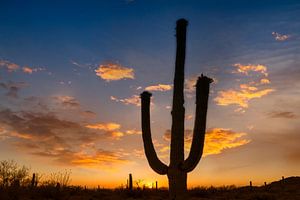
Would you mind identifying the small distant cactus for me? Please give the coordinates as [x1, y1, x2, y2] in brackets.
[129, 173, 133, 191]
[141, 19, 213, 199]
[31, 173, 36, 187]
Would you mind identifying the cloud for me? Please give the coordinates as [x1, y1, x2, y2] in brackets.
[110, 95, 141, 106]
[70, 149, 128, 167]
[215, 63, 274, 110]
[81, 110, 97, 118]
[272, 32, 290, 41]
[260, 78, 270, 84]
[0, 59, 45, 74]
[185, 114, 193, 120]
[0, 81, 28, 98]
[0, 109, 128, 168]
[163, 128, 250, 157]
[145, 84, 172, 91]
[85, 122, 120, 131]
[70, 60, 85, 68]
[215, 86, 274, 108]
[185, 76, 198, 93]
[233, 63, 268, 77]
[22, 66, 44, 74]
[126, 129, 142, 135]
[85, 122, 125, 139]
[0, 60, 20, 72]
[95, 63, 134, 81]
[53, 95, 80, 108]
[202, 128, 250, 156]
[267, 111, 297, 119]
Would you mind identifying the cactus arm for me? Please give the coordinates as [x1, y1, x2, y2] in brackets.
[141, 91, 168, 175]
[182, 75, 213, 173]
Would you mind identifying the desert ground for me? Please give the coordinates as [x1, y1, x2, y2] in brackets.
[0, 177, 299, 200]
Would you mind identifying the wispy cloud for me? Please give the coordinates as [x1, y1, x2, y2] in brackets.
[70, 149, 128, 167]
[267, 111, 298, 119]
[95, 63, 134, 81]
[233, 63, 268, 77]
[0, 109, 129, 168]
[185, 76, 198, 93]
[163, 128, 250, 157]
[86, 122, 124, 139]
[0, 60, 20, 72]
[215, 85, 274, 108]
[126, 129, 142, 135]
[22, 66, 44, 74]
[0, 81, 28, 98]
[272, 32, 290, 41]
[110, 95, 141, 106]
[0, 59, 45, 74]
[185, 114, 193, 120]
[260, 78, 270, 84]
[145, 84, 172, 91]
[85, 122, 120, 131]
[81, 110, 97, 118]
[215, 63, 274, 111]
[53, 95, 80, 109]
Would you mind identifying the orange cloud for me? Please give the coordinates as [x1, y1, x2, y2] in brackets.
[216, 64, 274, 110]
[203, 128, 250, 156]
[126, 129, 142, 135]
[185, 114, 193, 120]
[0, 60, 45, 74]
[214, 87, 274, 108]
[234, 63, 268, 77]
[85, 122, 125, 140]
[163, 128, 250, 157]
[22, 66, 44, 74]
[0, 60, 20, 72]
[0, 109, 129, 169]
[95, 63, 134, 81]
[85, 122, 120, 131]
[145, 84, 172, 91]
[110, 95, 141, 106]
[260, 78, 270, 84]
[111, 131, 124, 138]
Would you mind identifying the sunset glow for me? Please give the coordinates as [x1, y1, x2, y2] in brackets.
[0, 0, 299, 189]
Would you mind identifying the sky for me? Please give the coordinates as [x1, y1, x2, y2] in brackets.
[0, 0, 300, 188]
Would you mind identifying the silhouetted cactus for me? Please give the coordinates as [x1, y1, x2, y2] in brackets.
[140, 19, 213, 199]
[129, 173, 133, 191]
[31, 173, 36, 188]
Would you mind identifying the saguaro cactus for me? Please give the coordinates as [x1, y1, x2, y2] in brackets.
[140, 19, 213, 199]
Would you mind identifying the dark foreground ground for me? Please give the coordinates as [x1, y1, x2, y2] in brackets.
[1, 177, 299, 200]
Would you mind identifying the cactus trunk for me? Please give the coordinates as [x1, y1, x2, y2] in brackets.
[129, 173, 133, 191]
[141, 18, 213, 199]
[31, 173, 35, 188]
[168, 19, 188, 199]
